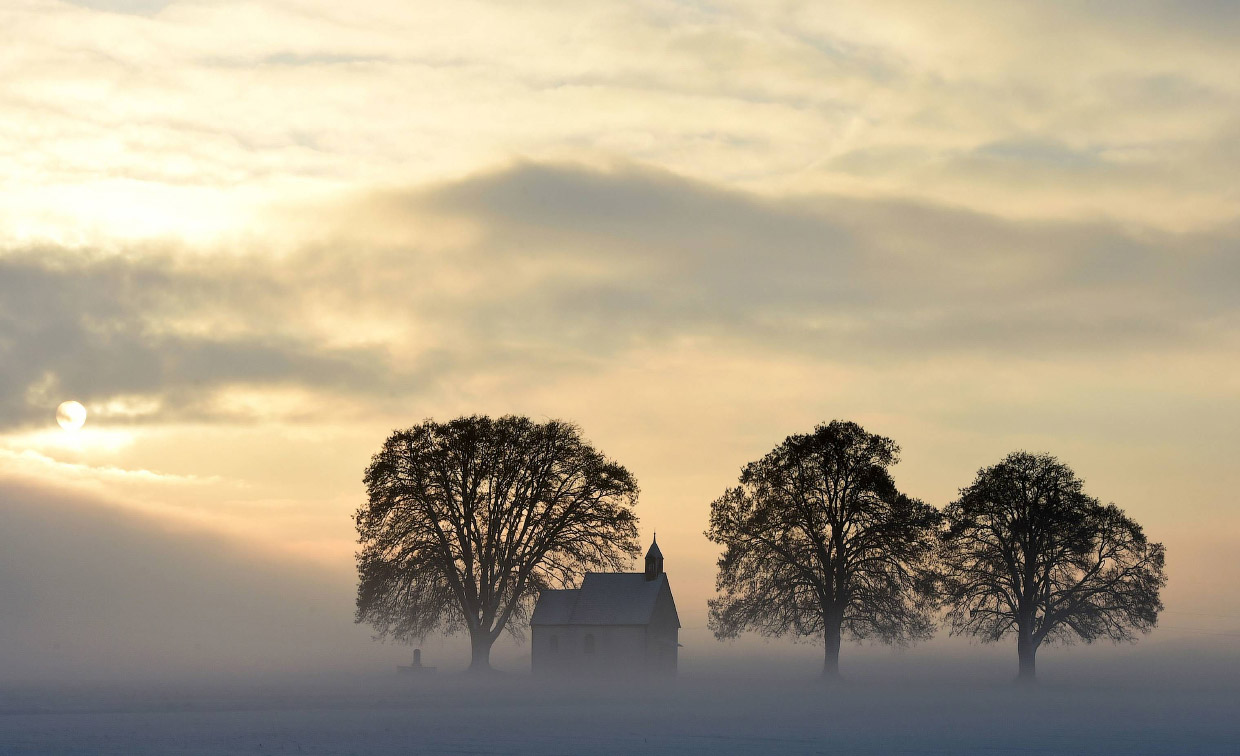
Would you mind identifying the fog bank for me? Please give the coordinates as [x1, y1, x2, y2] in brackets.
[2, 475, 1236, 688]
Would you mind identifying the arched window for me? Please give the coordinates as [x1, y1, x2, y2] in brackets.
[584, 633, 596, 654]
[549, 635, 559, 653]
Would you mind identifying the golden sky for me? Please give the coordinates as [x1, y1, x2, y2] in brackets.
[1, 0, 1238, 678]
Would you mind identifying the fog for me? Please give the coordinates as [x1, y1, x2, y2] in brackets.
[0, 477, 389, 683]
[2, 475, 1238, 753]
[4, 475, 1235, 687]
[2, 672, 1236, 754]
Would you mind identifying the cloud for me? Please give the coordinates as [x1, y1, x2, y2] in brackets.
[0, 248, 398, 428]
[392, 162, 1240, 358]
[2, 161, 1236, 432]
[0, 476, 389, 682]
[5, 0, 1240, 243]
[59, 0, 171, 16]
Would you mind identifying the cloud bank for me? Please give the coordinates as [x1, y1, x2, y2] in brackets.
[0, 477, 389, 682]
[3, 163, 1236, 431]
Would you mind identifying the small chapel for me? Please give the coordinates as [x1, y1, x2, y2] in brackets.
[530, 537, 681, 676]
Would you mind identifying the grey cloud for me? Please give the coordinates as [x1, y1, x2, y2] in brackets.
[0, 250, 397, 428]
[422, 162, 858, 282]
[1077, 0, 1240, 40]
[3, 162, 1237, 431]
[1098, 73, 1225, 111]
[198, 53, 398, 70]
[971, 139, 1102, 170]
[405, 163, 1239, 355]
[60, 0, 171, 17]
[0, 478, 383, 682]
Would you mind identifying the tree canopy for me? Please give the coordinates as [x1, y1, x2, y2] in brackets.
[706, 420, 941, 677]
[939, 451, 1166, 680]
[355, 415, 640, 670]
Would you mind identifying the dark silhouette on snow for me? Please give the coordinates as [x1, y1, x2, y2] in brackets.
[530, 536, 681, 676]
[706, 420, 940, 678]
[355, 415, 640, 672]
[938, 451, 1166, 681]
[397, 648, 436, 675]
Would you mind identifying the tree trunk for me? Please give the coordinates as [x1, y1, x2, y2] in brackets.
[468, 629, 494, 673]
[823, 618, 842, 679]
[1016, 622, 1036, 682]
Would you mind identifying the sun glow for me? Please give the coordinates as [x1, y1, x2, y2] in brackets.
[56, 400, 87, 431]
[13, 426, 135, 455]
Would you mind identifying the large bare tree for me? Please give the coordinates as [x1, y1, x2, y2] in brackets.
[939, 452, 1166, 681]
[355, 415, 640, 671]
[706, 421, 940, 678]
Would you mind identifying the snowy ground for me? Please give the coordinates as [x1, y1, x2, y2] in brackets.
[1, 674, 1236, 755]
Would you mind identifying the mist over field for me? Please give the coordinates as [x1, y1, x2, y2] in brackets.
[3, 474, 1238, 754]
[3, 475, 1235, 685]
[2, 675, 1238, 755]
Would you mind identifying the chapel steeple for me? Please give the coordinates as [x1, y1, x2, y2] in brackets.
[644, 534, 664, 581]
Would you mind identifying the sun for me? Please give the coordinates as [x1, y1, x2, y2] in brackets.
[56, 400, 87, 431]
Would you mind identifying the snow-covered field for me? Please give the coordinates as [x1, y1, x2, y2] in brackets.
[1, 674, 1235, 755]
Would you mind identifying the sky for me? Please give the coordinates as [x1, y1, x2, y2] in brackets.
[1, 0, 1238, 681]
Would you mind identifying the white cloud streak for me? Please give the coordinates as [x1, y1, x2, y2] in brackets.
[3, 0, 1239, 243]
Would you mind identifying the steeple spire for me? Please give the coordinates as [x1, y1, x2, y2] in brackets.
[644, 535, 664, 581]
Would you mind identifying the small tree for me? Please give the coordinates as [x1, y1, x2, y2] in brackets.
[355, 415, 640, 671]
[706, 421, 940, 678]
[939, 452, 1166, 681]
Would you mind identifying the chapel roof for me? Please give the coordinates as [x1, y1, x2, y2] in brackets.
[530, 572, 679, 627]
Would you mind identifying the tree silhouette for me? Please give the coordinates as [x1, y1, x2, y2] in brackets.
[355, 415, 640, 672]
[939, 452, 1166, 681]
[706, 421, 940, 678]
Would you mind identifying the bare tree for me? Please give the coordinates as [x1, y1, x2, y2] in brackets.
[355, 415, 640, 671]
[706, 421, 940, 678]
[939, 451, 1166, 681]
